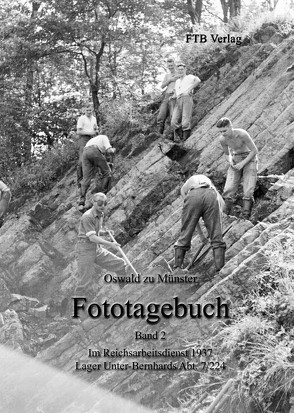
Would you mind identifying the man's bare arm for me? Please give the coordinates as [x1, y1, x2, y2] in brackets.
[161, 74, 180, 89]
[219, 137, 232, 164]
[88, 234, 121, 250]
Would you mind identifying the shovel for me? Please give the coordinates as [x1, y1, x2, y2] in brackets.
[186, 222, 234, 270]
[106, 230, 139, 277]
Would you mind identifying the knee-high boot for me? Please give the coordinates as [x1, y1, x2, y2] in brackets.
[213, 247, 225, 272]
[182, 130, 191, 140]
[101, 176, 111, 194]
[223, 199, 234, 215]
[242, 199, 253, 219]
[174, 247, 186, 269]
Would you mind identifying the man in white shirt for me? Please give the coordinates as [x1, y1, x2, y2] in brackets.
[174, 174, 226, 272]
[0, 179, 11, 227]
[76, 104, 98, 187]
[79, 135, 115, 211]
[157, 58, 180, 134]
[171, 63, 201, 141]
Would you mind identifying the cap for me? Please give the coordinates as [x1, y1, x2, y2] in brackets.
[177, 62, 186, 68]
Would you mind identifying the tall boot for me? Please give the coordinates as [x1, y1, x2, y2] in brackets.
[223, 199, 234, 215]
[174, 128, 182, 142]
[77, 165, 83, 187]
[101, 176, 111, 194]
[78, 196, 85, 212]
[78, 186, 86, 211]
[174, 247, 186, 269]
[182, 130, 191, 140]
[242, 199, 253, 219]
[158, 123, 164, 134]
[213, 247, 225, 272]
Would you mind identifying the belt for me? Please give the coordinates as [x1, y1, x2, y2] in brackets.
[232, 151, 250, 156]
[84, 145, 103, 153]
[188, 184, 212, 193]
[176, 94, 191, 99]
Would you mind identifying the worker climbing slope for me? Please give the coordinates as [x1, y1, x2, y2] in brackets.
[78, 134, 115, 211]
[174, 174, 226, 273]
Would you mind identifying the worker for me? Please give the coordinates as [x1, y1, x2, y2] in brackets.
[157, 57, 180, 134]
[76, 104, 98, 188]
[216, 117, 258, 219]
[171, 63, 201, 141]
[75, 192, 129, 296]
[78, 134, 115, 211]
[174, 174, 226, 272]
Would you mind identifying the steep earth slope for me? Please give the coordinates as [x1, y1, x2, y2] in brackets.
[0, 27, 294, 413]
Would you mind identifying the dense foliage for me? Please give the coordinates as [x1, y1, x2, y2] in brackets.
[0, 0, 291, 193]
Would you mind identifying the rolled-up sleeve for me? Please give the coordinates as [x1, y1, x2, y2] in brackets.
[102, 135, 112, 152]
[81, 214, 96, 239]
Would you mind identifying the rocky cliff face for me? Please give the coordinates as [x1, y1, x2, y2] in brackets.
[0, 28, 294, 413]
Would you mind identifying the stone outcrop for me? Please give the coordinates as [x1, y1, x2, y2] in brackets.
[0, 28, 294, 412]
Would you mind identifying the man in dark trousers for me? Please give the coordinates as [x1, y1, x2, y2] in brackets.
[78, 134, 115, 211]
[0, 179, 11, 228]
[216, 117, 258, 219]
[75, 192, 129, 296]
[174, 174, 226, 272]
[76, 104, 98, 188]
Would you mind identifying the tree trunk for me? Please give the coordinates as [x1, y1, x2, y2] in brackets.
[229, 0, 241, 18]
[219, 0, 229, 23]
[24, 1, 41, 162]
[220, 0, 241, 22]
[195, 0, 203, 24]
[187, 0, 196, 25]
[187, 0, 203, 25]
[91, 83, 100, 124]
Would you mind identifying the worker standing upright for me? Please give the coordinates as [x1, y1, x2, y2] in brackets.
[216, 117, 258, 219]
[171, 63, 201, 141]
[76, 104, 98, 188]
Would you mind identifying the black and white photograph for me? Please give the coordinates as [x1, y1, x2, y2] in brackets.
[1, 0, 294, 412]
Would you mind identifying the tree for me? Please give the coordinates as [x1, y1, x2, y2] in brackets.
[187, 0, 203, 25]
[219, 0, 241, 23]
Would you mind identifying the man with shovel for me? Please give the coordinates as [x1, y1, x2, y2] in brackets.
[75, 192, 133, 296]
[174, 174, 226, 272]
